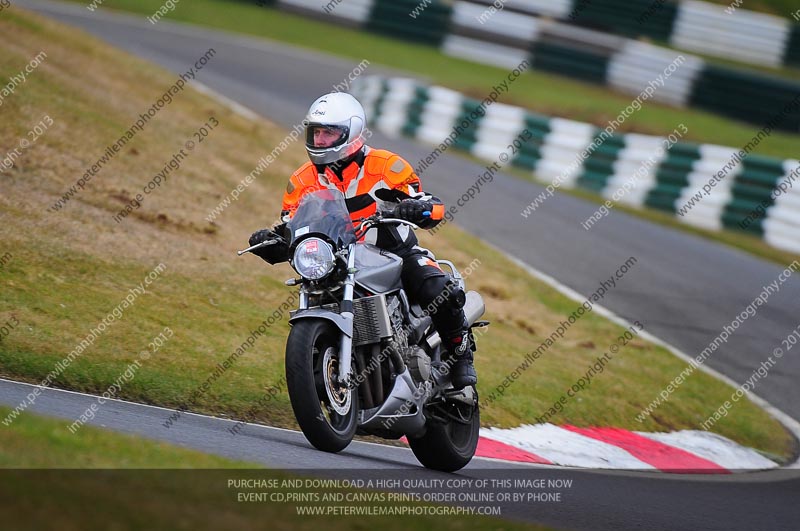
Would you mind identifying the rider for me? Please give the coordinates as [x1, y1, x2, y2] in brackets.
[249, 92, 477, 390]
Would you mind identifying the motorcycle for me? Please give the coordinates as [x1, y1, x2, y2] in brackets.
[239, 188, 488, 472]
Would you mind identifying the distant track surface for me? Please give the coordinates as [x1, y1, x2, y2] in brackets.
[5, 2, 800, 529]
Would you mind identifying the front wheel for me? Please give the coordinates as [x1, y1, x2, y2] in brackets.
[408, 391, 480, 472]
[285, 319, 358, 453]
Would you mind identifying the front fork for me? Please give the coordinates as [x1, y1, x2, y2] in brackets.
[294, 243, 356, 386]
[337, 243, 357, 384]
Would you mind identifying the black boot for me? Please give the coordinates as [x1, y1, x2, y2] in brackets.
[445, 330, 477, 390]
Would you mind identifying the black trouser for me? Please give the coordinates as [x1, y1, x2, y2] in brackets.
[399, 249, 467, 342]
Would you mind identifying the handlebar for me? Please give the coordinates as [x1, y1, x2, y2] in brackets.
[355, 210, 427, 238]
[237, 238, 279, 256]
[240, 207, 431, 255]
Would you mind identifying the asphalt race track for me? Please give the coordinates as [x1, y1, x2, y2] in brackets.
[2, 378, 799, 531]
[5, 2, 800, 530]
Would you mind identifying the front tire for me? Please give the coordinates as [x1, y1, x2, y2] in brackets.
[408, 391, 480, 472]
[285, 320, 358, 453]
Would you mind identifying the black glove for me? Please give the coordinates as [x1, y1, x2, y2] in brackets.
[249, 228, 274, 247]
[395, 199, 433, 224]
[248, 227, 289, 265]
[272, 222, 289, 241]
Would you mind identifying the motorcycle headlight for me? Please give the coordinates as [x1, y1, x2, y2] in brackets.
[292, 237, 335, 280]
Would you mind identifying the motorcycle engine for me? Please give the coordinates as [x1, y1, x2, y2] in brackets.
[405, 345, 432, 383]
[387, 295, 432, 383]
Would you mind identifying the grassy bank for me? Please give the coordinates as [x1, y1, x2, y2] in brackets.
[0, 7, 793, 460]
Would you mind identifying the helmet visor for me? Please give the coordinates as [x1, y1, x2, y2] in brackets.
[306, 123, 350, 150]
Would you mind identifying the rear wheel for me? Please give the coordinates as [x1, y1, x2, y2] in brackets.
[285, 320, 358, 453]
[408, 390, 480, 472]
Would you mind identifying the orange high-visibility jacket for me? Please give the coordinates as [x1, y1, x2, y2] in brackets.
[281, 147, 445, 251]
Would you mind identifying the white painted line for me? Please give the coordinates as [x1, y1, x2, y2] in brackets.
[192, 82, 260, 121]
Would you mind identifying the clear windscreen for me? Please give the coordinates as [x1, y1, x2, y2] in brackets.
[287, 188, 356, 248]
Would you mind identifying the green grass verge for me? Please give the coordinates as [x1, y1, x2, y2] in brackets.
[0, 7, 794, 461]
[54, 0, 800, 160]
[0, 408, 548, 530]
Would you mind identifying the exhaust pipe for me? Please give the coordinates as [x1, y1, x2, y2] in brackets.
[463, 291, 485, 327]
[425, 291, 486, 351]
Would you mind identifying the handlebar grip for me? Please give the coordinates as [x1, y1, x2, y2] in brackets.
[376, 209, 429, 221]
[381, 211, 429, 220]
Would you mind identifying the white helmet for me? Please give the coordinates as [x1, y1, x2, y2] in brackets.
[304, 92, 366, 166]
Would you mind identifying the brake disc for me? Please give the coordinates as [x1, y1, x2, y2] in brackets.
[322, 346, 351, 416]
